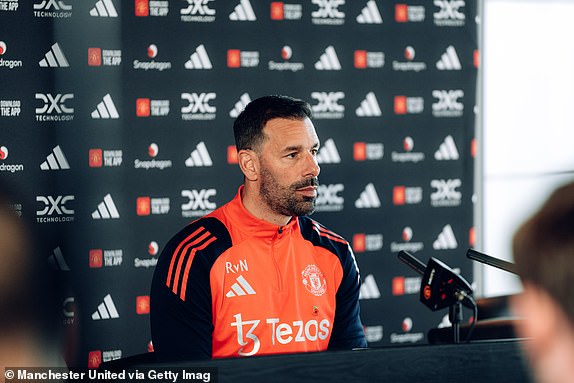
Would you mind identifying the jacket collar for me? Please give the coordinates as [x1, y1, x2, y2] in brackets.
[226, 186, 299, 237]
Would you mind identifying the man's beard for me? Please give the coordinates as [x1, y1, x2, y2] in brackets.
[259, 166, 319, 217]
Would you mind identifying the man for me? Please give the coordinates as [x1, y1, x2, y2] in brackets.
[151, 95, 367, 360]
[510, 181, 574, 383]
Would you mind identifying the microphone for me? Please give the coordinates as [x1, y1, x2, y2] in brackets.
[397, 251, 474, 310]
[397, 250, 426, 276]
[466, 248, 517, 274]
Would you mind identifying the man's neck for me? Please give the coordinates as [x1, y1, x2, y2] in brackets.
[241, 184, 291, 227]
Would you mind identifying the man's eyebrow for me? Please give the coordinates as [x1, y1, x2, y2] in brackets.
[282, 145, 303, 152]
[282, 142, 320, 152]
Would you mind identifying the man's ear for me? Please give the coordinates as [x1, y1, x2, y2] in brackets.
[238, 149, 259, 181]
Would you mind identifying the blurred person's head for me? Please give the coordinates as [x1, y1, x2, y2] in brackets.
[0, 179, 61, 369]
[511, 181, 574, 383]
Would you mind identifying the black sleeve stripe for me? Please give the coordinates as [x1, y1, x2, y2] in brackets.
[165, 226, 212, 291]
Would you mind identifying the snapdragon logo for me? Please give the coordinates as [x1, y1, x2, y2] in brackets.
[35, 93, 74, 122]
[392, 46, 426, 72]
[0, 146, 24, 173]
[181, 92, 216, 120]
[33, 0, 72, 18]
[268, 46, 304, 72]
[134, 241, 159, 268]
[231, 313, 330, 356]
[181, 188, 217, 217]
[391, 136, 425, 163]
[181, 0, 215, 22]
[312, 0, 345, 25]
[311, 91, 344, 119]
[390, 226, 424, 253]
[134, 143, 173, 170]
[133, 44, 172, 71]
[390, 317, 424, 344]
[36, 195, 75, 223]
[0, 41, 23, 69]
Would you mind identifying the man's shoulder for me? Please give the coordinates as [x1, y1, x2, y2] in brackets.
[162, 215, 233, 262]
[298, 216, 350, 256]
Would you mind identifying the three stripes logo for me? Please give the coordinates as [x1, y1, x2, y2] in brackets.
[434, 135, 459, 160]
[185, 141, 213, 167]
[359, 274, 381, 299]
[41, 145, 70, 170]
[316, 138, 341, 164]
[433, 224, 458, 250]
[355, 183, 381, 208]
[229, 0, 256, 21]
[314, 46, 341, 70]
[356, 0, 382, 24]
[39, 43, 69, 67]
[184, 44, 212, 69]
[229, 93, 251, 118]
[166, 226, 218, 300]
[436, 45, 461, 70]
[48, 246, 70, 271]
[92, 294, 119, 320]
[92, 194, 120, 220]
[90, 0, 118, 17]
[91, 94, 119, 119]
[226, 275, 256, 298]
[355, 92, 382, 117]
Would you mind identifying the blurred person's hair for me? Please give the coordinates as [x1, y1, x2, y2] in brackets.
[0, 178, 59, 336]
[513, 181, 574, 326]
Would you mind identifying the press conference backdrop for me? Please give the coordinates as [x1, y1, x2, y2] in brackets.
[0, 0, 478, 367]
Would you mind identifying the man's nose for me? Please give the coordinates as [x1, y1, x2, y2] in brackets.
[303, 152, 320, 178]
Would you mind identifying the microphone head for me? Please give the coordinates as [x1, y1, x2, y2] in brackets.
[419, 257, 473, 311]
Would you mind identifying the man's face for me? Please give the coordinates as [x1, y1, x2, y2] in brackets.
[257, 117, 320, 217]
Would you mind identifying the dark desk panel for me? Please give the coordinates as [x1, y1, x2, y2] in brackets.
[104, 340, 533, 383]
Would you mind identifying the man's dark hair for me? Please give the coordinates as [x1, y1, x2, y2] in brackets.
[513, 181, 574, 325]
[233, 95, 312, 151]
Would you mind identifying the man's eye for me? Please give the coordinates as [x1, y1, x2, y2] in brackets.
[311, 149, 319, 156]
[287, 153, 298, 158]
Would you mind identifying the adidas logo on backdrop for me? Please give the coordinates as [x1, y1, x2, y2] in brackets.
[91, 94, 119, 119]
[92, 194, 120, 220]
[40, 145, 70, 170]
[90, 0, 118, 17]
